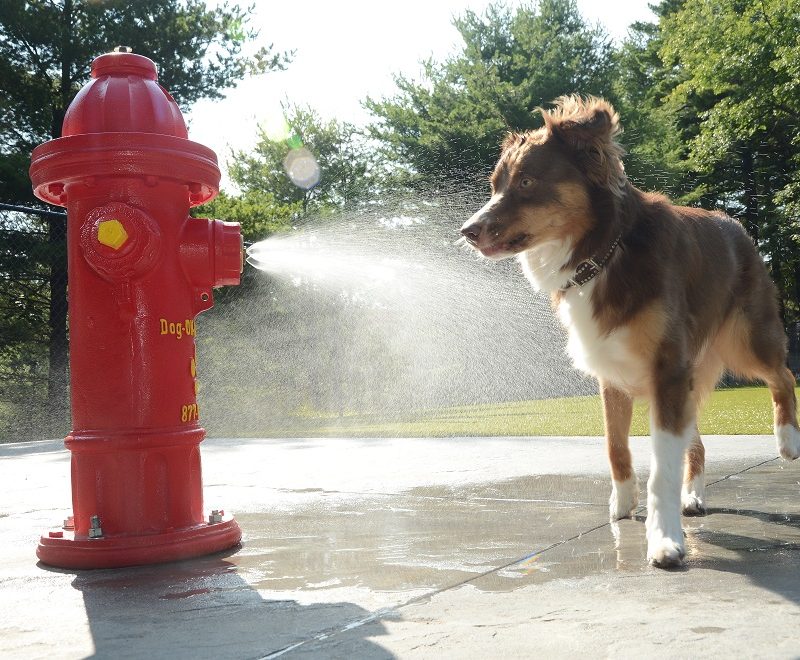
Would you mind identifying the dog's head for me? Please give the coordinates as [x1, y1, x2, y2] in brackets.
[461, 95, 625, 259]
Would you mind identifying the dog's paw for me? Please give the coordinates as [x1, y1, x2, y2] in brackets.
[647, 536, 686, 568]
[646, 509, 686, 568]
[776, 424, 800, 461]
[609, 477, 639, 521]
[681, 475, 706, 516]
[681, 492, 706, 516]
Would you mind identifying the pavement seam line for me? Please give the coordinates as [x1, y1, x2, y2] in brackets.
[704, 456, 779, 488]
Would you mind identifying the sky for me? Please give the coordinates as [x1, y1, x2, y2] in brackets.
[185, 0, 656, 190]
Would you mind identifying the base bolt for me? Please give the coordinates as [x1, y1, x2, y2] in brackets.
[208, 509, 223, 524]
[88, 515, 103, 539]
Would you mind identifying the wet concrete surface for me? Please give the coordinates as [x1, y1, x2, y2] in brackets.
[2, 435, 799, 658]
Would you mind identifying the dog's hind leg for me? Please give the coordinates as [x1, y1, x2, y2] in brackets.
[719, 311, 800, 460]
[746, 314, 800, 460]
[681, 354, 721, 516]
[766, 366, 800, 460]
[601, 381, 638, 521]
[681, 427, 706, 515]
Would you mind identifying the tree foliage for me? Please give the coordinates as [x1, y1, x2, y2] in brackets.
[228, 105, 385, 215]
[1, 0, 289, 175]
[0, 0, 285, 438]
[197, 190, 299, 243]
[617, 0, 800, 325]
[610, 0, 693, 196]
[365, 0, 615, 178]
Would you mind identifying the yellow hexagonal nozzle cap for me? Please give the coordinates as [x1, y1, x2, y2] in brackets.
[97, 219, 129, 250]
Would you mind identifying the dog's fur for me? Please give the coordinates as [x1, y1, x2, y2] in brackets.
[461, 95, 800, 567]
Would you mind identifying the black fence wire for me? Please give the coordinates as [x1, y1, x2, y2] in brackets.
[0, 202, 69, 440]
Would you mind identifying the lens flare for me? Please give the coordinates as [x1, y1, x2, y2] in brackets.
[283, 147, 321, 189]
[260, 108, 291, 143]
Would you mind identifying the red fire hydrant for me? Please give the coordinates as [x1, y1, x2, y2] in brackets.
[29, 50, 243, 569]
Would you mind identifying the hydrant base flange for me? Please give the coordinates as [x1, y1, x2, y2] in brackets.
[37, 516, 241, 570]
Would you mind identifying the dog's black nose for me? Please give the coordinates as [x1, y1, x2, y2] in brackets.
[461, 223, 483, 245]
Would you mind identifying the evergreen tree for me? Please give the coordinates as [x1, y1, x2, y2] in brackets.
[0, 0, 288, 436]
[620, 0, 800, 326]
[365, 0, 615, 179]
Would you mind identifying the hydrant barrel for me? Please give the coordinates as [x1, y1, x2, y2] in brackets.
[30, 51, 242, 569]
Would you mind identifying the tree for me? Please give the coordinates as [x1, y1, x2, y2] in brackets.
[1, 0, 289, 166]
[654, 0, 800, 326]
[0, 0, 288, 436]
[365, 0, 615, 179]
[611, 0, 698, 198]
[0, 207, 54, 440]
[228, 105, 385, 214]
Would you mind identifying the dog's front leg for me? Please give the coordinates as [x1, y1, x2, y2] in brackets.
[646, 358, 692, 568]
[600, 380, 638, 520]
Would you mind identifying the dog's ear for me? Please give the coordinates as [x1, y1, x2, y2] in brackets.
[545, 100, 618, 146]
[543, 96, 626, 193]
[501, 132, 526, 153]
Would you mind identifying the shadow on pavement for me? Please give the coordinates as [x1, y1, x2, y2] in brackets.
[40, 552, 393, 659]
[687, 507, 800, 607]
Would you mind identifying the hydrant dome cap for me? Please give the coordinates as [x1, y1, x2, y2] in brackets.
[92, 52, 158, 80]
[31, 49, 221, 208]
[62, 51, 188, 139]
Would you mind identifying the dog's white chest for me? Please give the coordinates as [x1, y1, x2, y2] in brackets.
[557, 285, 647, 394]
[518, 244, 648, 394]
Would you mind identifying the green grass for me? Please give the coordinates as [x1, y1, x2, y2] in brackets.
[268, 386, 796, 438]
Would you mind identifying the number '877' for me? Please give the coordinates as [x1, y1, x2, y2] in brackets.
[181, 403, 199, 422]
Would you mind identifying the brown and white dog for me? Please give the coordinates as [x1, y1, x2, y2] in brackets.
[460, 95, 800, 568]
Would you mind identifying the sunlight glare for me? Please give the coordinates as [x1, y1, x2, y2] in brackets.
[283, 147, 321, 189]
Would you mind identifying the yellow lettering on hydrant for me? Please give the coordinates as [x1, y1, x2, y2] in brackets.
[159, 318, 196, 339]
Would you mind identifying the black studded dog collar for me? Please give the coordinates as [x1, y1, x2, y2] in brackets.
[560, 233, 622, 292]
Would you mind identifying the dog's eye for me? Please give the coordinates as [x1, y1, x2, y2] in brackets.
[519, 177, 533, 189]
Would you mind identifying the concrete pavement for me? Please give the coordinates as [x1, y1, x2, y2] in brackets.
[1, 435, 799, 658]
